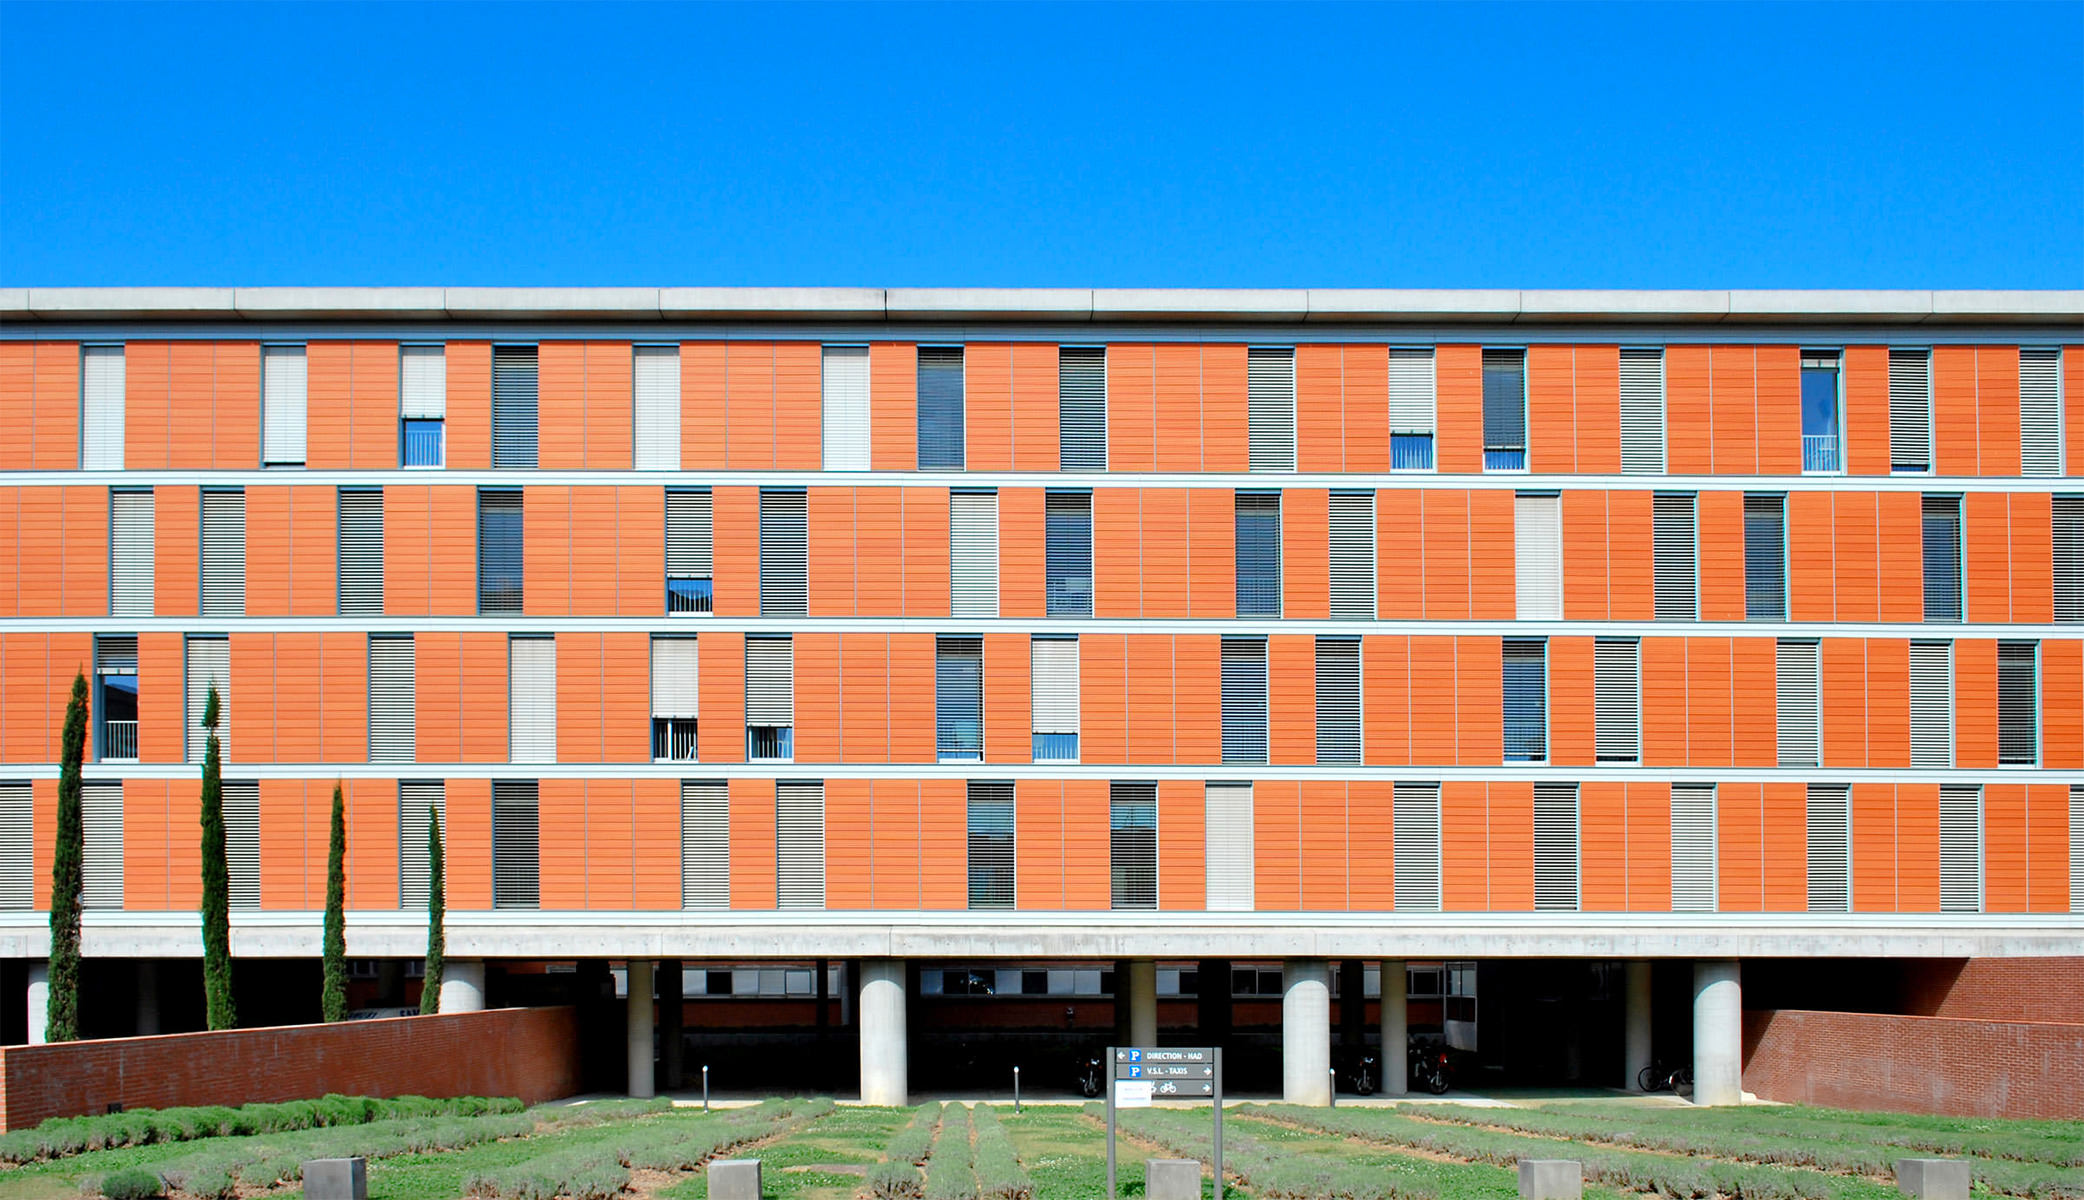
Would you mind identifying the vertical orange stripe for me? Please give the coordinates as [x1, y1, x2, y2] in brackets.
[1420, 490, 1470, 619]
[522, 486, 571, 616]
[1709, 345, 1759, 474]
[840, 634, 888, 763]
[710, 486, 759, 617]
[1607, 491, 1655, 620]
[1561, 491, 1608, 620]
[1485, 781, 1534, 911]
[1877, 491, 1925, 622]
[854, 488, 902, 617]
[1898, 783, 1940, 911]
[1696, 490, 1746, 621]
[1108, 344, 1155, 472]
[1441, 781, 1486, 911]
[1267, 635, 1315, 766]
[1574, 345, 1622, 474]
[1851, 784, 1897, 912]
[1664, 345, 1713, 474]
[1187, 488, 1235, 618]
[681, 341, 727, 469]
[1433, 345, 1484, 473]
[1158, 779, 1206, 910]
[725, 341, 776, 469]
[1200, 344, 1250, 472]
[1408, 637, 1457, 766]
[1963, 493, 2012, 623]
[1282, 488, 1330, 620]
[999, 488, 1045, 618]
[2040, 639, 2082, 769]
[1080, 634, 1127, 765]
[1295, 344, 1345, 471]
[964, 343, 1013, 471]
[1125, 635, 1176, 765]
[1154, 344, 1203, 472]
[901, 486, 951, 617]
[794, 632, 842, 764]
[1546, 637, 1596, 766]
[1467, 490, 1516, 620]
[414, 632, 461, 763]
[1786, 490, 1835, 621]
[1820, 638, 1867, 767]
[984, 632, 1030, 765]
[1253, 779, 1300, 911]
[870, 342, 916, 471]
[2027, 784, 2071, 913]
[444, 778, 492, 910]
[1343, 345, 1390, 472]
[1931, 346, 1980, 477]
[1626, 783, 1672, 912]
[445, 342, 492, 470]
[1363, 636, 1410, 767]
[1298, 781, 1348, 911]
[2009, 492, 2053, 623]
[824, 778, 872, 909]
[1063, 780, 1110, 910]
[1983, 784, 2029, 913]
[1865, 638, 1912, 769]
[729, 778, 777, 909]
[568, 488, 618, 615]
[307, 342, 353, 469]
[886, 633, 936, 763]
[536, 342, 587, 469]
[1843, 346, 1891, 476]
[1579, 781, 1627, 912]
[1016, 780, 1065, 910]
[1140, 488, 1190, 618]
[1831, 492, 1879, 622]
[1731, 638, 1778, 767]
[698, 631, 745, 764]
[1755, 344, 1803, 475]
[1173, 635, 1221, 766]
[1093, 488, 1141, 618]
[1376, 490, 1422, 619]
[772, 341, 822, 470]
[1526, 344, 1576, 473]
[918, 778, 967, 910]
[537, 778, 587, 909]
[1009, 342, 1059, 472]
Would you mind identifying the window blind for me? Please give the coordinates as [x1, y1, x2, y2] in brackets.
[950, 490, 1000, 617]
[821, 345, 871, 470]
[368, 635, 416, 764]
[337, 489, 384, 615]
[680, 781, 729, 910]
[633, 345, 682, 470]
[1744, 494, 1787, 621]
[758, 490, 808, 616]
[1204, 782, 1255, 912]
[967, 782, 1016, 910]
[2057, 496, 2083, 624]
[651, 636, 700, 719]
[1031, 636, 1079, 762]
[110, 490, 154, 617]
[81, 781, 124, 910]
[1315, 637, 1362, 765]
[1235, 491, 1282, 616]
[2071, 786, 2084, 914]
[0, 782, 29, 910]
[1059, 346, 1107, 471]
[1388, 348, 1437, 436]
[917, 345, 966, 469]
[1482, 349, 1527, 468]
[478, 490, 524, 614]
[1997, 641, 2039, 766]
[1593, 639, 1640, 763]
[746, 636, 795, 724]
[1533, 782, 1580, 912]
[1909, 640, 1953, 768]
[508, 636, 557, 764]
[1045, 491, 1092, 616]
[492, 345, 539, 468]
[1618, 347, 1666, 473]
[398, 782, 445, 909]
[1652, 493, 1698, 619]
[936, 636, 984, 763]
[400, 344, 447, 419]
[1922, 495, 1962, 622]
[1502, 639, 1548, 762]
[1938, 784, 1983, 913]
[223, 780, 260, 910]
[81, 345, 125, 469]
[492, 781, 540, 909]
[1514, 494, 1562, 620]
[262, 345, 307, 466]
[2018, 348, 2062, 476]
[1328, 491, 1376, 619]
[1776, 640, 1822, 767]
[666, 489, 714, 614]
[184, 636, 230, 763]
[1246, 347, 1296, 471]
[200, 490, 246, 616]
[1888, 348, 1932, 473]
[1805, 783, 1851, 913]
[1670, 783, 1718, 913]
[1220, 637, 1269, 765]
[776, 781, 825, 910]
[1392, 783, 1442, 912]
[1109, 782, 1158, 911]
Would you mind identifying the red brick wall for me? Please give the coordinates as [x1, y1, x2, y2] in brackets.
[1743, 1008, 2084, 1120]
[0, 1006, 580, 1130]
[1901, 957, 2084, 1024]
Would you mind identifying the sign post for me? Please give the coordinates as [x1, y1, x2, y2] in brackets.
[1103, 1046, 1223, 1199]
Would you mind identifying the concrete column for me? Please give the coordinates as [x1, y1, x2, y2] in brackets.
[659, 959, 684, 1090]
[1282, 959, 1333, 1106]
[1124, 959, 1158, 1047]
[136, 960, 160, 1036]
[1691, 959, 1742, 1106]
[626, 960, 656, 1099]
[25, 961, 48, 1045]
[1624, 960, 1653, 1091]
[440, 960, 486, 1013]
[1379, 960, 1407, 1094]
[859, 958, 908, 1106]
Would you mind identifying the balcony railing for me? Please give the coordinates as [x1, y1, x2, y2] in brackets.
[652, 718, 698, 762]
[1803, 433, 1841, 473]
[1391, 434, 1435, 471]
[1483, 447, 1526, 472]
[101, 720, 137, 761]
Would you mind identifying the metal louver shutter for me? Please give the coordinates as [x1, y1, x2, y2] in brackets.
[1502, 639, 1548, 762]
[1392, 783, 1441, 912]
[1204, 782, 1255, 912]
[1314, 638, 1362, 765]
[1888, 348, 1931, 472]
[1044, 491, 1093, 616]
[1247, 347, 1296, 471]
[936, 637, 984, 762]
[1593, 639, 1641, 763]
[1652, 493, 1698, 619]
[368, 635, 416, 764]
[917, 346, 966, 470]
[1908, 640, 1954, 768]
[477, 490, 524, 613]
[1805, 784, 1851, 913]
[400, 344, 446, 419]
[492, 781, 540, 910]
[667, 489, 714, 575]
[1938, 784, 1983, 913]
[1997, 641, 2039, 766]
[967, 782, 1016, 910]
[0, 782, 29, 910]
[508, 637, 557, 764]
[1328, 491, 1376, 619]
[950, 491, 1000, 617]
[262, 345, 307, 466]
[1220, 637, 1269, 765]
[2071, 786, 2084, 914]
[1618, 347, 1666, 473]
[1388, 348, 1436, 435]
[2057, 496, 2084, 624]
[651, 636, 700, 718]
[1744, 494, 1787, 621]
[1235, 491, 1282, 616]
[200, 490, 246, 616]
[81, 781, 124, 910]
[492, 345, 539, 468]
[81, 345, 126, 469]
[398, 782, 445, 910]
[633, 345, 682, 470]
[1109, 782, 1158, 911]
[1922, 496, 1963, 622]
[1482, 349, 1527, 464]
[2018, 348, 2062, 476]
[1059, 346, 1107, 471]
[337, 489, 384, 615]
[1533, 782, 1580, 912]
[223, 780, 260, 910]
[1514, 494, 1562, 620]
[185, 636, 230, 763]
[758, 490, 808, 616]
[821, 345, 871, 470]
[1776, 640, 1821, 767]
[110, 490, 155, 616]
[745, 637, 795, 725]
[776, 781, 826, 910]
[1031, 636, 1079, 759]
[1669, 783, 1718, 913]
[680, 781, 729, 910]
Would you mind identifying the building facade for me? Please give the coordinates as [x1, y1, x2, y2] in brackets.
[1, 288, 2079, 1104]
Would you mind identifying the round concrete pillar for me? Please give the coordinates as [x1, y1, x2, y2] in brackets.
[859, 958, 908, 1106]
[1624, 960, 1653, 1091]
[25, 960, 48, 1045]
[1125, 959, 1158, 1047]
[1691, 959, 1742, 1106]
[626, 960, 656, 1098]
[136, 960, 161, 1036]
[1282, 959, 1333, 1106]
[1379, 960, 1408, 1094]
[440, 960, 487, 1013]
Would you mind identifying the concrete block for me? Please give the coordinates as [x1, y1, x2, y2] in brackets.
[1518, 1159, 1583, 1200]
[302, 1157, 367, 1200]
[707, 1157, 762, 1200]
[1146, 1158, 1202, 1200]
[1896, 1159, 1971, 1200]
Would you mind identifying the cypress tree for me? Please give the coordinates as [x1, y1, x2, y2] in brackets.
[419, 805, 445, 1014]
[45, 671, 88, 1042]
[321, 781, 348, 1022]
[199, 684, 236, 1030]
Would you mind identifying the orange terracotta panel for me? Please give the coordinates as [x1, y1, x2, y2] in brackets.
[2009, 493, 2054, 623]
[1843, 346, 1891, 476]
[1107, 344, 1155, 472]
[1376, 490, 1422, 619]
[709, 487, 759, 617]
[1984, 784, 2029, 913]
[729, 778, 778, 909]
[162, 778, 201, 908]
[1282, 488, 1330, 620]
[1187, 488, 1235, 618]
[1010, 342, 1059, 472]
[0, 491, 14, 615]
[1607, 491, 1655, 620]
[1851, 783, 1898, 912]
[1526, 344, 1576, 473]
[1865, 638, 1912, 769]
[600, 632, 650, 764]
[57, 487, 108, 618]
[1954, 639, 1999, 768]
[554, 632, 604, 764]
[1092, 488, 1141, 618]
[1343, 345, 1391, 473]
[536, 778, 588, 909]
[1158, 779, 1206, 911]
[918, 778, 968, 910]
[567, 488, 619, 616]
[1154, 345, 1204, 473]
[585, 342, 635, 469]
[1761, 782, 1808, 912]
[1963, 492, 2011, 623]
[1, 636, 46, 762]
[445, 342, 492, 470]
[840, 634, 888, 763]
[154, 486, 198, 616]
[1709, 345, 1758, 474]
[870, 779, 919, 909]
[1755, 345, 1803, 475]
[1931, 346, 1979, 477]
[117, 779, 167, 910]
[1062, 780, 1110, 910]
[271, 633, 322, 763]
[1663, 345, 1713, 475]
[0, 346, 32, 470]
[15, 490, 59, 617]
[1016, 780, 1065, 910]
[698, 631, 746, 764]
[1561, 491, 1608, 620]
[257, 780, 313, 910]
[291, 486, 336, 616]
[307, 342, 354, 469]
[998, 488, 1045, 619]
[1138, 488, 1190, 618]
[1832, 492, 1879, 621]
[1574, 345, 1622, 474]
[166, 343, 214, 469]
[1079, 634, 1127, 766]
[1625, 782, 1672, 912]
[1125, 635, 1176, 765]
[121, 343, 170, 469]
[1696, 490, 1746, 621]
[1172, 635, 1222, 765]
[870, 342, 917, 470]
[1468, 489, 1517, 620]
[1877, 491, 1925, 622]
[211, 342, 261, 469]
[983, 633, 1030, 765]
[1546, 636, 1596, 766]
[414, 632, 461, 763]
[1786, 490, 1835, 622]
[1579, 781, 1628, 912]
[1253, 779, 1301, 911]
[444, 778, 493, 910]
[1200, 344, 1250, 473]
[963, 343, 1013, 471]
[2068, 345, 2084, 474]
[1731, 638, 1779, 767]
[456, 633, 509, 763]
[726, 342, 777, 469]
[1267, 635, 1315, 767]
[1485, 781, 1534, 911]
[1296, 344, 1345, 472]
[1897, 783, 1940, 911]
[29, 345, 78, 470]
[536, 342, 587, 469]
[350, 341, 399, 469]
[887, 634, 936, 764]
[1433, 345, 1484, 473]
[1420, 490, 1470, 619]
[853, 487, 902, 617]
[772, 341, 822, 470]
[794, 632, 843, 765]
[428, 487, 478, 616]
[2027, 784, 2071, 913]
[585, 780, 638, 909]
[1348, 781, 1396, 910]
[1820, 638, 1867, 767]
[1363, 636, 1410, 766]
[242, 488, 290, 617]
[1298, 781, 1349, 911]
[1716, 782, 1763, 911]
[1407, 637, 1458, 767]
[345, 777, 399, 910]
[824, 778, 873, 910]
[681, 341, 727, 469]
[902, 487, 951, 617]
[2040, 639, 2082, 769]
[1439, 781, 1486, 911]
[522, 486, 571, 617]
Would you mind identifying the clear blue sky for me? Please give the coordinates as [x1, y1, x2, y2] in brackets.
[3, 1, 2079, 288]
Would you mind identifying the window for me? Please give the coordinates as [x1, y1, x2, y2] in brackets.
[1939, 785, 1983, 913]
[1392, 783, 1442, 912]
[1909, 641, 1954, 768]
[1389, 348, 1436, 470]
[1776, 640, 1822, 767]
[746, 636, 794, 762]
[822, 345, 870, 470]
[260, 345, 307, 466]
[224, 780, 260, 910]
[1806, 784, 1850, 913]
[936, 636, 984, 763]
[1652, 493, 1698, 619]
[1045, 491, 1092, 616]
[1482, 349, 1527, 470]
[1247, 347, 1296, 471]
[1502, 639, 1548, 763]
[1109, 782, 1158, 910]
[2055, 496, 2082, 624]
[1031, 636, 1079, 762]
[1533, 782, 1579, 911]
[509, 636, 556, 764]
[1328, 491, 1376, 619]
[1059, 346, 1107, 471]
[81, 345, 124, 469]
[633, 345, 681, 470]
[680, 781, 728, 910]
[1593, 639, 1640, 763]
[759, 490, 808, 616]
[368, 635, 416, 764]
[1618, 347, 1666, 473]
[200, 489, 246, 616]
[967, 782, 1015, 910]
[1922, 495, 1962, 622]
[1743, 494, 1787, 620]
[400, 344, 446, 467]
[1514, 493, 1562, 620]
[2019, 348, 2062, 476]
[1997, 641, 2039, 766]
[1315, 638, 1362, 765]
[1889, 348, 1932, 473]
[81, 781, 123, 910]
[1670, 783, 1718, 913]
[2071, 786, 2084, 914]
[95, 636, 138, 762]
[492, 345, 538, 468]
[184, 635, 229, 763]
[650, 636, 699, 762]
[478, 490, 523, 613]
[398, 782, 444, 910]
[1235, 491, 1282, 616]
[776, 781, 825, 910]
[666, 490, 714, 614]
[1801, 351, 1841, 473]
[337, 489, 383, 615]
[110, 490, 154, 617]
[492, 780, 540, 910]
[917, 345, 965, 469]
[1204, 782, 1254, 912]
[1220, 637, 1269, 765]
[950, 491, 999, 617]
[0, 782, 30, 911]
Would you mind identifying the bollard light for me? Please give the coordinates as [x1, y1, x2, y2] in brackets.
[1013, 1065, 1022, 1114]
[702, 1063, 710, 1112]
[1329, 1066, 1338, 1108]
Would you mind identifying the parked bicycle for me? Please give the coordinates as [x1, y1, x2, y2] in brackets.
[1637, 1060, 1693, 1093]
[1408, 1042, 1453, 1094]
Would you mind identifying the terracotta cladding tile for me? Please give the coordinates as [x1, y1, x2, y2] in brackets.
[1964, 493, 2012, 623]
[1062, 780, 1111, 909]
[870, 779, 919, 909]
[1376, 490, 1423, 619]
[1755, 345, 1803, 474]
[124, 343, 170, 469]
[349, 342, 399, 469]
[2026, 784, 2071, 913]
[346, 778, 399, 910]
[869, 342, 916, 471]
[698, 631, 746, 764]
[164, 778, 201, 907]
[258, 780, 311, 910]
[1865, 639, 1912, 768]
[1407, 637, 1458, 767]
[1546, 637, 1596, 766]
[137, 633, 185, 763]
[840, 633, 888, 763]
[1787, 490, 1836, 621]
[0, 489, 16, 616]
[245, 487, 293, 617]
[428, 487, 478, 616]
[824, 778, 872, 910]
[1761, 782, 1808, 912]
[1843, 346, 1892, 475]
[793, 632, 842, 764]
[1561, 491, 1608, 620]
[1340, 345, 1390, 472]
[710, 487, 760, 617]
[2067, 345, 2084, 474]
[585, 342, 634, 470]
[15, 490, 59, 617]
[1467, 490, 1517, 620]
[729, 778, 777, 909]
[1252, 779, 1301, 911]
[60, 487, 108, 617]
[1696, 491, 1747, 621]
[414, 632, 461, 762]
[1157, 779, 1206, 910]
[211, 343, 261, 469]
[1932, 346, 1980, 477]
[1717, 782, 1763, 911]
[1625, 783, 1672, 911]
[1674, 637, 1728, 767]
[1347, 781, 1395, 908]
[1851, 783, 1898, 912]
[121, 780, 169, 910]
[918, 777, 968, 910]
[1363, 636, 1410, 766]
[522, 486, 571, 616]
[554, 632, 603, 764]
[887, 633, 936, 764]
[1579, 781, 1628, 912]
[1607, 491, 1655, 619]
[1172, 635, 1221, 765]
[600, 633, 651, 763]
[1876, 491, 1925, 622]
[2008, 493, 2053, 623]
[2040, 640, 2082, 769]
[997, 487, 1046, 619]
[1298, 781, 1349, 911]
[1485, 781, 1534, 911]
[167, 343, 214, 469]
[1187, 489, 1235, 618]
[1200, 344, 1250, 473]
[585, 779, 637, 909]
[1015, 780, 1065, 909]
[1139, 489, 1190, 618]
[853, 488, 902, 617]
[289, 487, 336, 616]
[1663, 345, 1713, 474]
[1420, 490, 1470, 619]
[681, 341, 727, 470]
[227, 633, 275, 763]
[31, 343, 80, 470]
[965, 343, 1014, 471]
[1, 636, 43, 762]
[536, 342, 587, 469]
[1953, 639, 1999, 769]
[983, 633, 1030, 764]
[1092, 488, 1141, 617]
[27, 777, 55, 907]
[1832, 492, 1879, 621]
[567, 488, 619, 615]
[1296, 344, 1345, 471]
[275, 633, 325, 762]
[1106, 344, 1155, 472]
[0, 345, 32, 470]
[1897, 783, 1940, 911]
[1526, 344, 1576, 473]
[1439, 781, 1486, 910]
[1010, 342, 1059, 472]
[773, 341, 822, 469]
[306, 343, 352, 468]
[456, 634, 508, 763]
[1433, 345, 1484, 473]
[445, 778, 493, 909]
[444, 342, 491, 470]
[154, 486, 199, 617]
[1821, 638, 1868, 767]
[1731, 638, 1779, 767]
[616, 487, 665, 617]
[1574, 345, 1622, 473]
[725, 342, 776, 469]
[1984, 784, 2029, 913]
[1267, 635, 1315, 766]
[1277, 489, 1328, 618]
[901, 487, 951, 616]
[1125, 635, 1175, 764]
[1710, 346, 1759, 474]
[1080, 634, 1127, 765]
